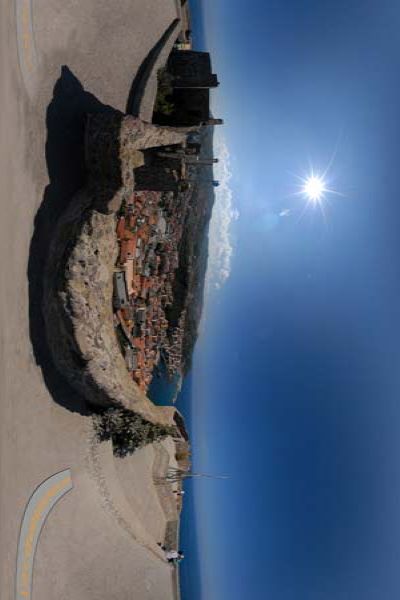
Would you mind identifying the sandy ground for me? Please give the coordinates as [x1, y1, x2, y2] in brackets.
[0, 1, 182, 598]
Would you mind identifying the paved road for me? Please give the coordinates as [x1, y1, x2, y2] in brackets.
[0, 1, 181, 598]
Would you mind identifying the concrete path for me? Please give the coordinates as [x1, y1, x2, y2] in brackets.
[0, 1, 182, 599]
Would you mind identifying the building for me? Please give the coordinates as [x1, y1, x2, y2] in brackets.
[116, 216, 126, 239]
[168, 50, 219, 89]
[125, 348, 138, 372]
[120, 239, 136, 264]
[155, 51, 223, 127]
[113, 272, 129, 309]
[174, 41, 191, 51]
[185, 156, 218, 166]
[136, 308, 146, 324]
[123, 259, 135, 296]
[158, 216, 167, 235]
[186, 142, 201, 155]
[135, 166, 181, 192]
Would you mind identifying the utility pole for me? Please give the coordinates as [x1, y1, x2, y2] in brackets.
[155, 467, 230, 485]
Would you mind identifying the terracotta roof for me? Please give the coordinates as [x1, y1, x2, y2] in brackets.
[116, 217, 126, 239]
[119, 239, 136, 264]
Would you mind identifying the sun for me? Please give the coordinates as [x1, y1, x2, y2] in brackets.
[303, 175, 326, 204]
[288, 137, 345, 221]
[289, 159, 344, 221]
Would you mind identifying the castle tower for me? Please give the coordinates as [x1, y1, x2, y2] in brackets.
[200, 118, 224, 126]
[168, 51, 219, 89]
[185, 157, 219, 166]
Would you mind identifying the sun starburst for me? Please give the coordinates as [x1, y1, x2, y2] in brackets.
[287, 134, 346, 222]
[303, 174, 326, 203]
[286, 165, 344, 225]
[290, 167, 341, 211]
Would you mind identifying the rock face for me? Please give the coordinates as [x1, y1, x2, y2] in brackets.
[43, 111, 192, 426]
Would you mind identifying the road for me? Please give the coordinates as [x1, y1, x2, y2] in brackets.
[0, 1, 182, 598]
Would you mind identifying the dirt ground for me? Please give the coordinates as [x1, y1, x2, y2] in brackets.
[0, 1, 182, 598]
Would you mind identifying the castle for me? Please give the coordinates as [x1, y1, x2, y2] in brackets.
[157, 50, 223, 127]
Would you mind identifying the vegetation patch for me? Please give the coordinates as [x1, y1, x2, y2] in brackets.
[154, 68, 175, 117]
[94, 407, 177, 457]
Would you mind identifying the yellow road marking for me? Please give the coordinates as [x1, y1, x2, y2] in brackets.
[16, 471, 73, 600]
[16, 0, 36, 79]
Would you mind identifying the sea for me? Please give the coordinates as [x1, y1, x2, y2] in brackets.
[188, 0, 207, 51]
[147, 6, 208, 597]
[149, 374, 203, 600]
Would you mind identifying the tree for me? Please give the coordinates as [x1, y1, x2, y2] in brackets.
[94, 407, 176, 457]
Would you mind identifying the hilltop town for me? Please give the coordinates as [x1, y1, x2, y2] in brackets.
[112, 46, 221, 394]
[114, 187, 187, 391]
[113, 131, 218, 392]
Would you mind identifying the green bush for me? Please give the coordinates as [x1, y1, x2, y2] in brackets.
[94, 407, 177, 457]
[154, 68, 175, 116]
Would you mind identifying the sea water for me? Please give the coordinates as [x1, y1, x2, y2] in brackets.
[148, 362, 181, 406]
[188, 0, 207, 51]
[175, 376, 202, 600]
[149, 364, 202, 600]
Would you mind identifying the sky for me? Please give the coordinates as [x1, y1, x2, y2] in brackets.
[180, 2, 400, 600]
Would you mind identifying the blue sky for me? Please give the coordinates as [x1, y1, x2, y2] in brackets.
[180, 2, 400, 599]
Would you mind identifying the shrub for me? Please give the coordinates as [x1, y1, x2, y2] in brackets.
[154, 68, 175, 116]
[118, 199, 127, 217]
[94, 407, 177, 457]
[175, 448, 191, 462]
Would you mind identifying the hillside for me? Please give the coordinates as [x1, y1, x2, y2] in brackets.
[166, 126, 215, 374]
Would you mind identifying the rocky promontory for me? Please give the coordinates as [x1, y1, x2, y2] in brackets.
[43, 110, 192, 428]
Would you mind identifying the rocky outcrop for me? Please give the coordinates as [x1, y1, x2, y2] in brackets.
[43, 111, 193, 426]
